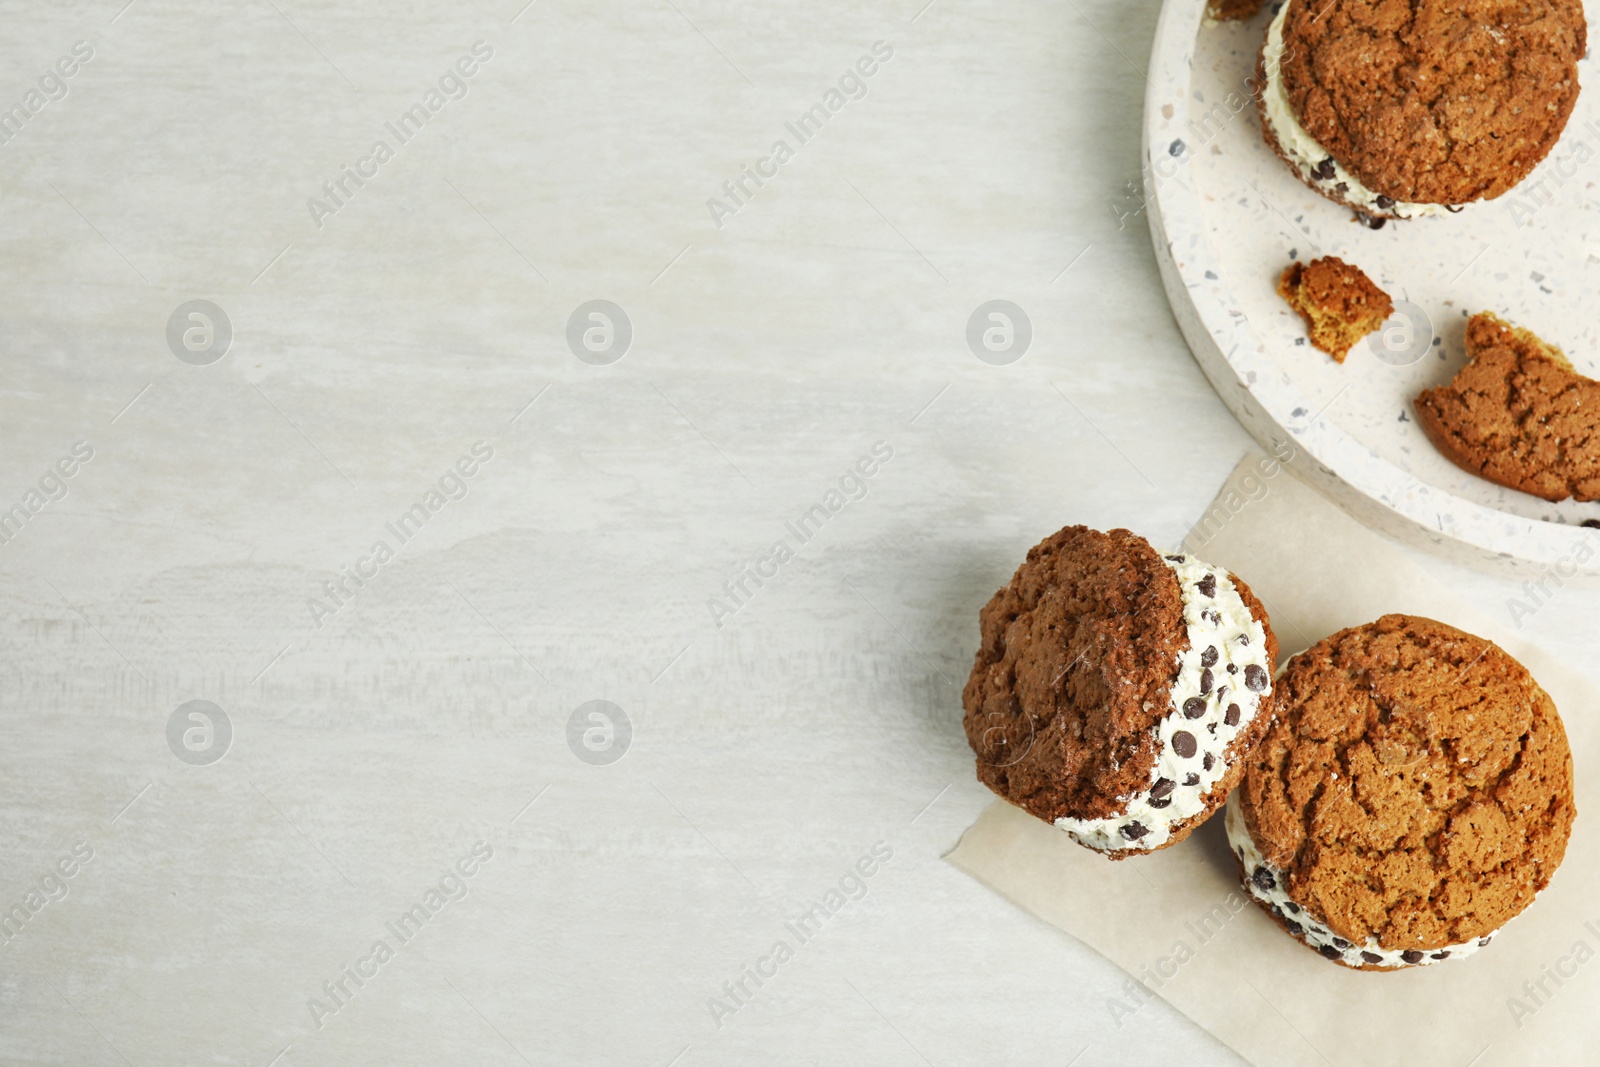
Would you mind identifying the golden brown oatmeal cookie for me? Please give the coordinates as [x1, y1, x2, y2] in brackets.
[1230, 614, 1575, 969]
[1276, 0, 1586, 207]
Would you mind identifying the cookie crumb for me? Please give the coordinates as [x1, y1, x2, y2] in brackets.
[1276, 257, 1393, 362]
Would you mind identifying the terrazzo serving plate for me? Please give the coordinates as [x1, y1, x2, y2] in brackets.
[1145, 0, 1600, 577]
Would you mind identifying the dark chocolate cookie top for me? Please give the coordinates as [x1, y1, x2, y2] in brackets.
[964, 527, 1184, 824]
[962, 526, 1279, 858]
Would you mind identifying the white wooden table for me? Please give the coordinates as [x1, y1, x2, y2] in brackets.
[2, 2, 1593, 1064]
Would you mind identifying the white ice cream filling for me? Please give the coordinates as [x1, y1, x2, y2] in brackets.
[1055, 553, 1273, 852]
[1224, 798, 1500, 968]
[1262, 0, 1455, 220]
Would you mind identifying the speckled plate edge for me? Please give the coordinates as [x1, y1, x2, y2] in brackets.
[1144, 0, 1600, 578]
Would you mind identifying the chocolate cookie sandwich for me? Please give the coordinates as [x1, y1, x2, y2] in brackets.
[1259, 0, 1586, 220]
[1229, 614, 1575, 969]
[1415, 311, 1600, 502]
[963, 526, 1279, 858]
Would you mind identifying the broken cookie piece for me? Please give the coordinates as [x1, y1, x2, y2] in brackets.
[1276, 256, 1393, 362]
[1207, 0, 1263, 20]
[1415, 312, 1600, 502]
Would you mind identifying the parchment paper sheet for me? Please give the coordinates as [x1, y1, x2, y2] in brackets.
[947, 457, 1600, 1067]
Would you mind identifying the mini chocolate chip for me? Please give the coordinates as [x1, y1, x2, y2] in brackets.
[1121, 822, 1149, 840]
[1165, 554, 1185, 562]
[1244, 664, 1269, 692]
[1358, 213, 1387, 230]
[1200, 668, 1213, 694]
[1183, 697, 1206, 719]
[1315, 156, 1336, 180]
[1150, 777, 1175, 799]
[1172, 731, 1197, 758]
[1332, 938, 1351, 950]
[1271, 905, 1284, 918]
[1236, 846, 1246, 860]
[1225, 704, 1241, 726]
[1285, 902, 1299, 914]
[1203, 609, 1221, 624]
[1236, 633, 1249, 645]
[1206, 723, 1216, 735]
[1334, 182, 1349, 195]
[1361, 951, 1383, 965]
[1401, 950, 1424, 964]
[1478, 937, 1491, 947]
[1169, 139, 1185, 158]
[1226, 663, 1237, 674]
[1251, 867, 1276, 892]
[1431, 951, 1450, 960]
[1183, 773, 1199, 786]
[1445, 204, 1464, 213]
[1200, 645, 1218, 667]
[1375, 194, 1394, 210]
[1319, 945, 1342, 961]
[1285, 921, 1303, 936]
[1203, 753, 1215, 771]
[1149, 796, 1171, 809]
[1197, 574, 1217, 598]
[1583, 520, 1600, 530]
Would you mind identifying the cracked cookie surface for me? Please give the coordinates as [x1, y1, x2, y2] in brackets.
[962, 526, 1279, 858]
[1277, 0, 1586, 206]
[1415, 312, 1600, 502]
[1237, 614, 1574, 956]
